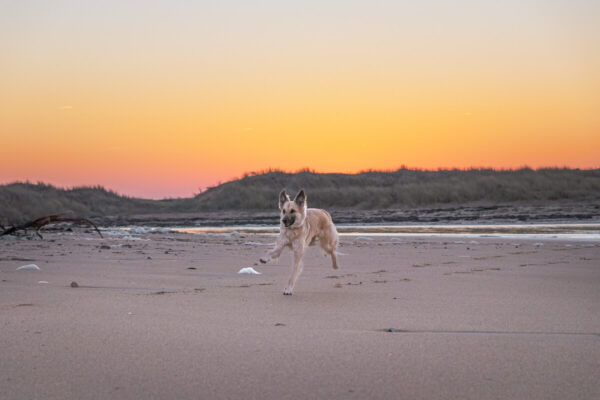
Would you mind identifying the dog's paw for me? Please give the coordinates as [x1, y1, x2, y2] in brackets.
[283, 288, 292, 295]
[259, 257, 269, 264]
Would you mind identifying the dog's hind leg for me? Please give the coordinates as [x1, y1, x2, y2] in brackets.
[284, 247, 304, 295]
[330, 250, 339, 270]
[319, 234, 339, 270]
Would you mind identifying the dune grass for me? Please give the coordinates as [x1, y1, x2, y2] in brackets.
[192, 168, 600, 210]
[1, 168, 599, 224]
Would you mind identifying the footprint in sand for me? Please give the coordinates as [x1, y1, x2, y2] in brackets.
[449, 267, 501, 274]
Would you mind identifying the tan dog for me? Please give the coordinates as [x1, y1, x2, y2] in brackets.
[260, 189, 339, 295]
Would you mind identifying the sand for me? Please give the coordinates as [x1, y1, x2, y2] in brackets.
[1, 230, 599, 399]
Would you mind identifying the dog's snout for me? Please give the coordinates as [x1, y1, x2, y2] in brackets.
[282, 217, 295, 227]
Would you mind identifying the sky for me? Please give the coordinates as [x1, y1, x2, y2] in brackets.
[1, 0, 599, 198]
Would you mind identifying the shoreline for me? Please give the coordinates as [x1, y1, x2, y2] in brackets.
[108, 222, 600, 242]
[5, 221, 599, 242]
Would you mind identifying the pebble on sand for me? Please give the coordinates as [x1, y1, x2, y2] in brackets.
[70, 281, 79, 288]
[17, 264, 41, 271]
[243, 241, 265, 246]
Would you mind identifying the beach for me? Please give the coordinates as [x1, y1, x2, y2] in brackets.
[1, 228, 599, 399]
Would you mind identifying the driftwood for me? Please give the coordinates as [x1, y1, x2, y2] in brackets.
[1, 214, 103, 239]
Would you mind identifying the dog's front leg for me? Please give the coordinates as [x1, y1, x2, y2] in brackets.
[283, 245, 304, 295]
[260, 237, 286, 264]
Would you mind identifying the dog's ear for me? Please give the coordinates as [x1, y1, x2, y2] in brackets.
[294, 189, 306, 208]
[279, 189, 290, 209]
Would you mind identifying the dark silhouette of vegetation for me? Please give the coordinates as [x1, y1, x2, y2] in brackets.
[0, 182, 173, 223]
[1, 168, 599, 224]
[191, 168, 600, 210]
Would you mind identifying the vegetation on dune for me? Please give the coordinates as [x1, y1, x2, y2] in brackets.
[192, 168, 600, 210]
[0, 182, 168, 223]
[1, 168, 599, 224]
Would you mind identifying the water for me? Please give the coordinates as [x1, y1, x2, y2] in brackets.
[166, 223, 600, 241]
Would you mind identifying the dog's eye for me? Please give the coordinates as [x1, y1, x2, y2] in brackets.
[290, 209, 295, 214]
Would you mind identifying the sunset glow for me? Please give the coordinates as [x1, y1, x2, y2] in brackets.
[1, 1, 599, 198]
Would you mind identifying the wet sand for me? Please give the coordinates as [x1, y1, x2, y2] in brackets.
[95, 202, 600, 227]
[1, 230, 599, 399]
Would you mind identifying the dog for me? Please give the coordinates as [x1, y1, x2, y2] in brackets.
[260, 189, 339, 295]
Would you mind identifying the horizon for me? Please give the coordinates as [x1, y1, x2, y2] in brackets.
[3, 162, 600, 199]
[2, 1, 599, 198]
[2, 165, 597, 200]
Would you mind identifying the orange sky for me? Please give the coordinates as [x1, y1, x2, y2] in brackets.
[1, 1, 599, 198]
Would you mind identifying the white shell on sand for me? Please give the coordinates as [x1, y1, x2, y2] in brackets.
[17, 264, 41, 271]
[238, 267, 261, 275]
[38, 281, 49, 284]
